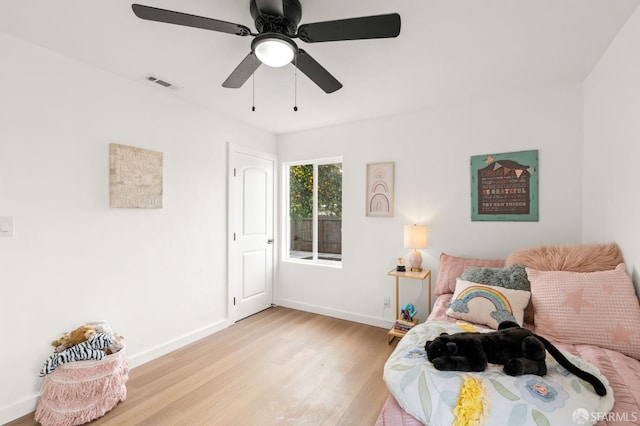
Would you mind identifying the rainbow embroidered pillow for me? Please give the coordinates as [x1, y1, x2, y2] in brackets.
[446, 279, 531, 329]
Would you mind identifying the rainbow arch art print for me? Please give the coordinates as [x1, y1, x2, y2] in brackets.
[366, 162, 394, 217]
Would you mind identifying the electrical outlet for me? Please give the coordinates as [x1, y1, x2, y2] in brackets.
[384, 297, 391, 308]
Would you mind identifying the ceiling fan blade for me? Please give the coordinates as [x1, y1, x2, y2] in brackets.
[294, 50, 342, 93]
[222, 53, 262, 88]
[132, 4, 252, 36]
[254, 0, 284, 16]
[298, 13, 401, 43]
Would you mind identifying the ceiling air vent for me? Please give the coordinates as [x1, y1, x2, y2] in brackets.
[145, 75, 181, 90]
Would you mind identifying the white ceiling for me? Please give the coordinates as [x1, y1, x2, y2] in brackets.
[1, 0, 638, 134]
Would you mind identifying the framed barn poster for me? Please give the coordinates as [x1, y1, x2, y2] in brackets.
[470, 150, 538, 221]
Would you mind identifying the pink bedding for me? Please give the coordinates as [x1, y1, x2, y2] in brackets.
[376, 295, 640, 426]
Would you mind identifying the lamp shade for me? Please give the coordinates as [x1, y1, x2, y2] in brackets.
[404, 225, 428, 249]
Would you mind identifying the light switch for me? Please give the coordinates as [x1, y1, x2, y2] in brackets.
[0, 216, 14, 237]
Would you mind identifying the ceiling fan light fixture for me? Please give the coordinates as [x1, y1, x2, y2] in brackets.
[131, 2, 401, 93]
[252, 33, 297, 67]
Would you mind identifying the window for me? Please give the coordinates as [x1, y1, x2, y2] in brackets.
[284, 157, 342, 265]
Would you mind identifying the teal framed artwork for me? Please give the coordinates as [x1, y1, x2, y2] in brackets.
[470, 149, 538, 221]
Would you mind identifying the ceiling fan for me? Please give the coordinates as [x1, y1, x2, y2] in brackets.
[131, 0, 401, 93]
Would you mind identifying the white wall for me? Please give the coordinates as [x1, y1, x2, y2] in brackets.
[0, 33, 276, 423]
[583, 7, 640, 295]
[277, 84, 585, 328]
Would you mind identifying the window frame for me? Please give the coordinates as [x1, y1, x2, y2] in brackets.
[282, 156, 343, 268]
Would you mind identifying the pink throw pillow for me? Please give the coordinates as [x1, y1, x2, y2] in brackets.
[506, 242, 623, 272]
[434, 253, 505, 297]
[506, 242, 623, 325]
[528, 264, 640, 360]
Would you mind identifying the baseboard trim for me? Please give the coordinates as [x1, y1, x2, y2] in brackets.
[0, 395, 40, 425]
[128, 318, 232, 368]
[276, 299, 390, 329]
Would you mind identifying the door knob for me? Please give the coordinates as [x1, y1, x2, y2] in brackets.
[267, 239, 274, 244]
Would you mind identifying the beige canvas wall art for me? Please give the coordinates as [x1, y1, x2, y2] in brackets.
[109, 143, 163, 208]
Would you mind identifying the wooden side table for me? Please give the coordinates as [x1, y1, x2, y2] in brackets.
[387, 268, 432, 344]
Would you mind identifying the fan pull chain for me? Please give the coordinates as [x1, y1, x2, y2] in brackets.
[293, 56, 298, 112]
[252, 54, 256, 112]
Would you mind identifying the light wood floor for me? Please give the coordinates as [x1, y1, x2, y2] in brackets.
[9, 307, 397, 425]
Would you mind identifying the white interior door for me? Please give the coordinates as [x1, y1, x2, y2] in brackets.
[228, 145, 275, 321]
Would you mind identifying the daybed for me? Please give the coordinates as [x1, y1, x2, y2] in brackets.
[377, 243, 640, 426]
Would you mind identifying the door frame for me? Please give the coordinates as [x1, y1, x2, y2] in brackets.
[227, 143, 278, 322]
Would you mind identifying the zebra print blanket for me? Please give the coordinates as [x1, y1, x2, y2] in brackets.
[40, 333, 113, 376]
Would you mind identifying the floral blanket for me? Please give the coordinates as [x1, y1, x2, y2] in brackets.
[383, 321, 614, 426]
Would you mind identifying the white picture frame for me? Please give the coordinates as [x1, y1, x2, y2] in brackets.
[366, 161, 394, 217]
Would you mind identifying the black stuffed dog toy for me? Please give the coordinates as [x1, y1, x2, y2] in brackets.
[425, 321, 606, 396]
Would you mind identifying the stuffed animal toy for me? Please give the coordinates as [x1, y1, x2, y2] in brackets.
[401, 303, 416, 322]
[51, 324, 97, 353]
[425, 321, 606, 396]
[88, 320, 125, 354]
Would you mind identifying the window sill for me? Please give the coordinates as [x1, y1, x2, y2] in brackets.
[282, 258, 342, 269]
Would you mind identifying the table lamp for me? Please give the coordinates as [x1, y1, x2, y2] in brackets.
[404, 224, 427, 272]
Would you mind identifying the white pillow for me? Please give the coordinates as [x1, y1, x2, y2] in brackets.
[446, 278, 531, 329]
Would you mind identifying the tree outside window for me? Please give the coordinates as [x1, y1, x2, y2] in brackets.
[287, 160, 342, 264]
